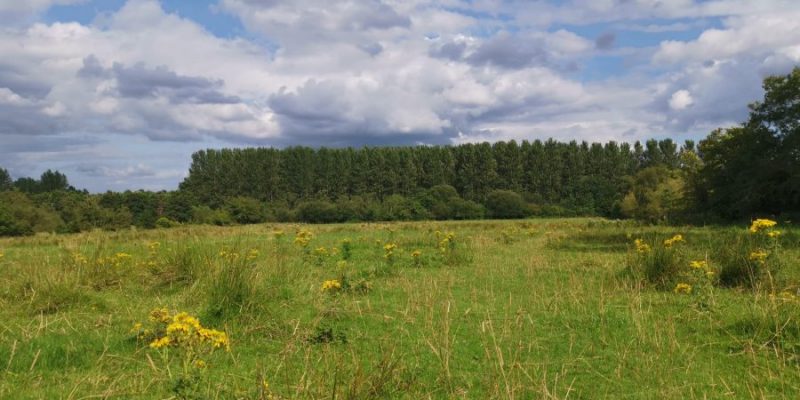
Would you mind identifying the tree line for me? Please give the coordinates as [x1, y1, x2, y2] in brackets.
[1, 67, 798, 236]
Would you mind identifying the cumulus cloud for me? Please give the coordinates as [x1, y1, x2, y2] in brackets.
[668, 89, 693, 110]
[2, 0, 800, 190]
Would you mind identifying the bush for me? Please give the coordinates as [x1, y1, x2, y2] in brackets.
[485, 190, 530, 219]
[0, 191, 63, 236]
[378, 195, 430, 221]
[417, 185, 483, 220]
[225, 196, 266, 224]
[191, 206, 233, 226]
[619, 166, 684, 223]
[295, 200, 344, 223]
[155, 216, 179, 228]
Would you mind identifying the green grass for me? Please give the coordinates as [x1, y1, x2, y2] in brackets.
[1, 218, 799, 399]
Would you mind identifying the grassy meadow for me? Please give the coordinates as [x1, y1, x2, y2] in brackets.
[1, 218, 799, 399]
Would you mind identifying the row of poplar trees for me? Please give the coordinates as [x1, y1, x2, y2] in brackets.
[180, 138, 686, 217]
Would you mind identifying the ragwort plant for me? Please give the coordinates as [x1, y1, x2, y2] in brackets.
[715, 219, 783, 289]
[626, 234, 686, 290]
[132, 308, 230, 400]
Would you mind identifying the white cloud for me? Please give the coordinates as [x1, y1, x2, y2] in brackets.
[668, 89, 693, 110]
[2, 0, 800, 190]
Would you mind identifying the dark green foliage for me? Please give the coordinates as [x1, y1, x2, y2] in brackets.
[485, 190, 530, 219]
[619, 166, 684, 223]
[295, 200, 344, 223]
[155, 216, 178, 228]
[180, 140, 643, 218]
[378, 195, 430, 221]
[692, 67, 800, 218]
[191, 205, 233, 226]
[0, 167, 12, 191]
[0, 191, 63, 235]
[224, 196, 265, 224]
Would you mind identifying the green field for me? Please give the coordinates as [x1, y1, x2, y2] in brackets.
[1, 218, 799, 399]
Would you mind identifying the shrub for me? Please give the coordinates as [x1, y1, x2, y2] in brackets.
[378, 195, 430, 221]
[191, 206, 232, 226]
[225, 196, 266, 224]
[619, 166, 685, 223]
[155, 216, 178, 228]
[295, 200, 343, 223]
[485, 190, 530, 219]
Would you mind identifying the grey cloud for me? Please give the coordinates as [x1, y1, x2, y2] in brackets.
[647, 60, 777, 132]
[0, 93, 60, 136]
[345, 2, 411, 31]
[0, 64, 52, 99]
[466, 33, 549, 69]
[358, 42, 384, 56]
[77, 56, 241, 104]
[429, 41, 467, 61]
[77, 55, 111, 79]
[595, 32, 616, 50]
[76, 163, 157, 179]
[113, 63, 241, 104]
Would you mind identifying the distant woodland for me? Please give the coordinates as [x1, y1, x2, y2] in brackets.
[1, 68, 798, 236]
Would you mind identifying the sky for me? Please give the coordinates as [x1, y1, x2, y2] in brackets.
[1, 0, 799, 192]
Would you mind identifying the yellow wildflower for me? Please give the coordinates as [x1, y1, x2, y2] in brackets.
[689, 260, 708, 270]
[674, 283, 692, 294]
[411, 250, 421, 258]
[149, 336, 171, 349]
[749, 218, 777, 233]
[767, 230, 782, 238]
[194, 359, 207, 369]
[663, 234, 684, 247]
[130, 322, 143, 334]
[634, 239, 651, 253]
[294, 229, 313, 247]
[749, 249, 768, 264]
[321, 279, 342, 292]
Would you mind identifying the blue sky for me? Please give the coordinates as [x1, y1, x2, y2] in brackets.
[1, 0, 799, 191]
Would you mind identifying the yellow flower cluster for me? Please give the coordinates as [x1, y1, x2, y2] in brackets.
[748, 249, 768, 264]
[147, 310, 230, 351]
[674, 283, 692, 294]
[436, 231, 456, 254]
[411, 250, 421, 258]
[294, 229, 313, 248]
[313, 247, 329, 257]
[767, 230, 782, 238]
[749, 218, 777, 233]
[147, 241, 160, 253]
[246, 249, 259, 260]
[72, 252, 88, 265]
[663, 234, 684, 248]
[383, 243, 397, 259]
[689, 259, 715, 279]
[689, 260, 708, 270]
[633, 239, 650, 253]
[320, 279, 342, 292]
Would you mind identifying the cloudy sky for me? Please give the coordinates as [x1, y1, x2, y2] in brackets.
[1, 0, 799, 192]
